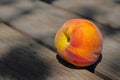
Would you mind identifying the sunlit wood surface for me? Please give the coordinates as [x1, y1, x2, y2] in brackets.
[0, 0, 119, 80]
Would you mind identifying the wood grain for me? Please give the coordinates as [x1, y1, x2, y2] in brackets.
[95, 37, 120, 80]
[0, 0, 119, 79]
[0, 0, 35, 21]
[7, 1, 79, 49]
[5, 1, 120, 79]
[53, 0, 120, 29]
[0, 23, 103, 80]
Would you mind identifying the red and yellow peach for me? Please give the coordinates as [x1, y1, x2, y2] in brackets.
[55, 19, 103, 67]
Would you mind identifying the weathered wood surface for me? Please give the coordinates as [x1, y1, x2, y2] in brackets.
[0, 23, 103, 80]
[0, 0, 120, 80]
[53, 0, 120, 29]
[95, 37, 120, 80]
[2, 1, 79, 50]
[0, 0, 35, 21]
[8, 1, 120, 80]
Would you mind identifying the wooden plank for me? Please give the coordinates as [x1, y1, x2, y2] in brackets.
[7, 1, 79, 50]
[5, 1, 120, 79]
[95, 37, 120, 80]
[53, 0, 120, 29]
[0, 2, 119, 78]
[0, 0, 35, 21]
[0, 23, 103, 80]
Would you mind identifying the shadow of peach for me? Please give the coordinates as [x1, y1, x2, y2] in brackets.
[40, 0, 56, 4]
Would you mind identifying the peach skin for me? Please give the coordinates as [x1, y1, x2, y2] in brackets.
[55, 19, 103, 67]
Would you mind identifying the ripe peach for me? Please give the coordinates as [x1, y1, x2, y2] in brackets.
[55, 19, 103, 67]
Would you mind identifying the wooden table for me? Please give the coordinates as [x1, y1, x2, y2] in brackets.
[0, 0, 119, 80]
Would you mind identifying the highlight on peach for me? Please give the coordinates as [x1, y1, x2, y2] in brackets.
[54, 19, 103, 67]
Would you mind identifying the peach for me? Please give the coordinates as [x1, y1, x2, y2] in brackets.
[55, 19, 103, 67]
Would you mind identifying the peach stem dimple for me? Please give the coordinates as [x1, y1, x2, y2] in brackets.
[64, 32, 70, 42]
